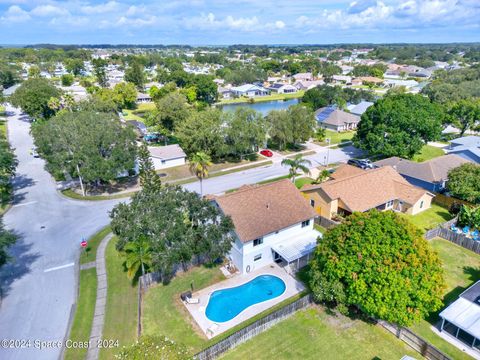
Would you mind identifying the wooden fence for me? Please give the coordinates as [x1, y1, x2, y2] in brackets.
[433, 193, 473, 209]
[379, 321, 451, 360]
[424, 217, 480, 254]
[194, 295, 313, 360]
[314, 216, 341, 229]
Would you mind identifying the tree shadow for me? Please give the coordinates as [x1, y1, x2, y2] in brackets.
[17, 115, 32, 123]
[0, 235, 40, 299]
[12, 174, 35, 191]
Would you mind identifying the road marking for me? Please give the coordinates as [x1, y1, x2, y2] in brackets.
[13, 201, 38, 207]
[44, 263, 74, 273]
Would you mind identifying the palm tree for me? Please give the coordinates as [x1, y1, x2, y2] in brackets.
[281, 154, 311, 184]
[189, 152, 212, 196]
[313, 169, 331, 184]
[123, 237, 153, 280]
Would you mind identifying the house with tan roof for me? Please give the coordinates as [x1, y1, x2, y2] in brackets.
[212, 180, 322, 274]
[301, 165, 433, 220]
[315, 106, 361, 132]
[374, 154, 471, 192]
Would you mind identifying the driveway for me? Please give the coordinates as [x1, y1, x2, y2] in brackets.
[0, 106, 122, 360]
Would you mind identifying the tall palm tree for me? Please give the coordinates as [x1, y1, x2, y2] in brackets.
[123, 237, 153, 280]
[189, 152, 212, 196]
[281, 154, 311, 184]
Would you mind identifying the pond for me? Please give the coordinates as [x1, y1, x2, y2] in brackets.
[220, 98, 299, 116]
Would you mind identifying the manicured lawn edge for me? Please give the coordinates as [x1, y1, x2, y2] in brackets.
[64, 268, 97, 360]
[80, 225, 111, 264]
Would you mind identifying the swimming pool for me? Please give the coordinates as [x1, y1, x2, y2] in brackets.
[205, 275, 286, 323]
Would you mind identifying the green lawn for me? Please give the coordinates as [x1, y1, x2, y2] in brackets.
[401, 203, 452, 232]
[217, 91, 304, 105]
[409, 238, 480, 360]
[123, 109, 145, 122]
[80, 225, 111, 264]
[294, 177, 314, 189]
[412, 145, 445, 162]
[317, 130, 355, 146]
[64, 268, 97, 360]
[0, 120, 6, 137]
[142, 266, 225, 353]
[223, 307, 420, 360]
[100, 237, 138, 360]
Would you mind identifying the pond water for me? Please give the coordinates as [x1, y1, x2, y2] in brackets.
[220, 98, 299, 116]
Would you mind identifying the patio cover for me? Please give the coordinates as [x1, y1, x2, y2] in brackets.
[271, 229, 322, 263]
[440, 297, 480, 339]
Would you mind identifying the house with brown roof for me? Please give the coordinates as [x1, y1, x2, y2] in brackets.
[374, 154, 471, 192]
[301, 165, 433, 220]
[212, 180, 322, 274]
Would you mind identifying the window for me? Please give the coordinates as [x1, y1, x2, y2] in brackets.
[254, 254, 262, 261]
[420, 200, 424, 209]
[310, 199, 315, 207]
[253, 238, 263, 247]
[386, 200, 394, 208]
[301, 220, 310, 228]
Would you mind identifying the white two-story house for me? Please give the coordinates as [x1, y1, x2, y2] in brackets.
[212, 179, 322, 274]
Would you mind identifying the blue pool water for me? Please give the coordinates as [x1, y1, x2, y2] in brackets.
[205, 275, 286, 323]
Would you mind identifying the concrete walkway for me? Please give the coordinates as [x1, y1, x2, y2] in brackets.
[86, 233, 114, 360]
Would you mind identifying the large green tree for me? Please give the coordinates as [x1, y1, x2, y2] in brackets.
[224, 108, 267, 158]
[354, 94, 444, 158]
[447, 99, 480, 136]
[10, 78, 61, 119]
[110, 185, 234, 279]
[92, 58, 108, 87]
[32, 111, 137, 195]
[176, 108, 226, 159]
[309, 210, 445, 326]
[152, 92, 191, 132]
[112, 82, 137, 110]
[137, 142, 162, 193]
[0, 137, 17, 205]
[447, 163, 480, 204]
[124, 61, 146, 90]
[65, 58, 85, 76]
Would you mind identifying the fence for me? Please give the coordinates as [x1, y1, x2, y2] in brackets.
[314, 216, 341, 229]
[194, 295, 313, 360]
[433, 193, 473, 209]
[424, 217, 480, 255]
[379, 321, 451, 360]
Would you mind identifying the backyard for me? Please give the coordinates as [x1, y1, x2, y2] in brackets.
[216, 91, 304, 105]
[222, 306, 420, 360]
[401, 203, 452, 232]
[412, 145, 445, 162]
[409, 237, 479, 360]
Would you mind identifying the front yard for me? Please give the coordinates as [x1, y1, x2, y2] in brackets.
[316, 130, 355, 146]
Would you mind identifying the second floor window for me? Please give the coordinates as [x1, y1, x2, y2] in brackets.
[301, 220, 310, 228]
[253, 238, 263, 246]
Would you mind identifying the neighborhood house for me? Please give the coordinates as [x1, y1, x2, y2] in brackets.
[374, 154, 470, 193]
[301, 165, 433, 219]
[448, 136, 480, 164]
[148, 144, 186, 170]
[230, 84, 269, 98]
[212, 180, 322, 274]
[315, 107, 361, 132]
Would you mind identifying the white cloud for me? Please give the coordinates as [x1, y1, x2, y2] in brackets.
[185, 12, 287, 32]
[1, 5, 30, 22]
[31, 4, 69, 17]
[81, 1, 119, 15]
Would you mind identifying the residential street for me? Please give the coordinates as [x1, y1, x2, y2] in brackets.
[0, 106, 121, 360]
[0, 106, 361, 360]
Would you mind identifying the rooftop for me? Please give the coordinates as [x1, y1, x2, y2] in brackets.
[374, 154, 470, 183]
[213, 179, 316, 243]
[315, 107, 360, 127]
[302, 166, 429, 212]
[148, 144, 186, 160]
[451, 136, 480, 148]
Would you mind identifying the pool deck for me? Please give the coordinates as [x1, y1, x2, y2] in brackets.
[183, 263, 305, 338]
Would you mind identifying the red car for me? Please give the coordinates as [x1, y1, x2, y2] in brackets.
[260, 149, 273, 157]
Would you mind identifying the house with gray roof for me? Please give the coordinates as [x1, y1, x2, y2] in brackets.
[374, 154, 470, 192]
[347, 101, 374, 116]
[315, 106, 360, 132]
[448, 136, 480, 164]
[148, 144, 186, 170]
[230, 84, 269, 98]
[267, 83, 297, 94]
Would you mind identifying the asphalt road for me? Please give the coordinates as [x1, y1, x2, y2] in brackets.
[0, 105, 361, 360]
[0, 106, 121, 360]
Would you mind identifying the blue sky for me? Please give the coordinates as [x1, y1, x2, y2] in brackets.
[0, 0, 479, 45]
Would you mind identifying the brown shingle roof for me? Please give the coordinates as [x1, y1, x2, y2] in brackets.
[214, 179, 316, 243]
[302, 166, 429, 212]
[330, 164, 365, 180]
[374, 154, 471, 183]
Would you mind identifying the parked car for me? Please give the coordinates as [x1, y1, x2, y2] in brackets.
[30, 148, 39, 158]
[347, 158, 374, 169]
[260, 149, 273, 157]
[144, 133, 160, 143]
